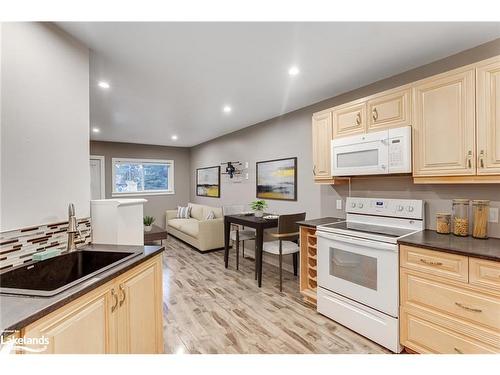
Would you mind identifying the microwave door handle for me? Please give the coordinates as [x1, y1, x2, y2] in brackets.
[317, 231, 397, 252]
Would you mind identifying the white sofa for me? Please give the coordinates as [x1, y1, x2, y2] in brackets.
[166, 203, 224, 252]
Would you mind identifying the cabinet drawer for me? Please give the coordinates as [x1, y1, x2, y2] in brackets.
[470, 258, 500, 292]
[401, 270, 500, 331]
[401, 310, 496, 354]
[400, 245, 468, 283]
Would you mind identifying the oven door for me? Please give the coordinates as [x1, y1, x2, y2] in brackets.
[317, 231, 399, 317]
[331, 133, 389, 176]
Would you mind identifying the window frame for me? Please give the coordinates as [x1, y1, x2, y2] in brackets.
[111, 157, 175, 197]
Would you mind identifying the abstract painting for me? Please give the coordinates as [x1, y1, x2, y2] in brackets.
[196, 166, 220, 198]
[256, 157, 297, 201]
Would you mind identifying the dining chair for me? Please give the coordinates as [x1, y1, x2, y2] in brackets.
[222, 205, 256, 270]
[262, 212, 306, 292]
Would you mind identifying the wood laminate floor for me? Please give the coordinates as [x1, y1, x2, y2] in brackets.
[162, 236, 389, 354]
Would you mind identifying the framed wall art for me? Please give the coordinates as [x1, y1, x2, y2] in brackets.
[256, 157, 297, 201]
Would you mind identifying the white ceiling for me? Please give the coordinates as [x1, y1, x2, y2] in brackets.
[57, 22, 500, 147]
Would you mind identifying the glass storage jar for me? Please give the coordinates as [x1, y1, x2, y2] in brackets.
[436, 213, 451, 234]
[472, 200, 489, 239]
[452, 199, 470, 237]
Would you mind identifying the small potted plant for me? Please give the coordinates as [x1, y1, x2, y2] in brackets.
[250, 200, 267, 218]
[143, 216, 155, 232]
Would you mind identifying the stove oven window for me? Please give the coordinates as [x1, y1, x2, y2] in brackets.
[329, 248, 377, 290]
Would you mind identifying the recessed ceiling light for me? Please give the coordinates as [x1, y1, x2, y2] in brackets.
[288, 66, 300, 76]
[223, 105, 232, 113]
[92, 127, 100, 133]
[171, 135, 178, 141]
[98, 81, 110, 89]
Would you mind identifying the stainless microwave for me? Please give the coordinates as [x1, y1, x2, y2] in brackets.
[331, 126, 411, 176]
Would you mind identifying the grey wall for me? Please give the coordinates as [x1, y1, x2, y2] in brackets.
[1, 23, 90, 231]
[90, 141, 190, 228]
[190, 38, 500, 238]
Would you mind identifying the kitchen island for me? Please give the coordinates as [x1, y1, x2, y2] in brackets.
[0, 244, 164, 354]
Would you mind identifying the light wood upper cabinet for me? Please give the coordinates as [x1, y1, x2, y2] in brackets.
[367, 87, 411, 132]
[476, 56, 500, 175]
[412, 68, 476, 177]
[23, 283, 112, 354]
[116, 257, 163, 354]
[312, 111, 333, 180]
[332, 100, 366, 138]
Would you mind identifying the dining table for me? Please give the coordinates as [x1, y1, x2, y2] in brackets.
[224, 213, 278, 287]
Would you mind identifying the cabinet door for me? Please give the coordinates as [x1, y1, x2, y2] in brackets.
[413, 68, 476, 176]
[312, 111, 333, 179]
[476, 57, 500, 175]
[116, 255, 163, 354]
[367, 87, 411, 132]
[332, 100, 366, 138]
[23, 286, 113, 354]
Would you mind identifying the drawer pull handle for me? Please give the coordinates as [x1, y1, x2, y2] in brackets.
[454, 347, 463, 354]
[356, 112, 361, 126]
[455, 302, 482, 313]
[372, 107, 378, 121]
[419, 259, 443, 266]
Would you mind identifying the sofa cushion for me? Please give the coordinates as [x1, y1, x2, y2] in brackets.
[202, 205, 223, 219]
[188, 203, 204, 221]
[168, 218, 199, 237]
[176, 206, 191, 219]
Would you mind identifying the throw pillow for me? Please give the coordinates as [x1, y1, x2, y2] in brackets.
[177, 206, 191, 219]
[205, 211, 215, 220]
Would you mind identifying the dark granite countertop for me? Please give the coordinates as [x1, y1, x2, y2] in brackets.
[398, 229, 500, 262]
[0, 243, 164, 335]
[297, 217, 345, 228]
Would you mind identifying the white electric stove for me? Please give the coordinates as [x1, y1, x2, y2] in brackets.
[316, 197, 425, 353]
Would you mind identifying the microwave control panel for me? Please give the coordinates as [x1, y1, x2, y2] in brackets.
[387, 126, 412, 174]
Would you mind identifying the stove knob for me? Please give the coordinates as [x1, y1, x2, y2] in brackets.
[397, 205, 404, 211]
[407, 206, 414, 212]
[358, 203, 364, 208]
[351, 202, 356, 208]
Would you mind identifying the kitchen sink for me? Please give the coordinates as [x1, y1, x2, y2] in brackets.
[0, 250, 141, 297]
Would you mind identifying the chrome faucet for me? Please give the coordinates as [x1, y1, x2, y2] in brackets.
[67, 203, 85, 251]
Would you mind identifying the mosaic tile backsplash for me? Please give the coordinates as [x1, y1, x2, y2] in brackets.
[0, 218, 92, 271]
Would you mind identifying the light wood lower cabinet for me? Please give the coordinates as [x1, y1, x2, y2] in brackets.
[400, 245, 500, 354]
[22, 254, 163, 354]
[23, 285, 111, 354]
[299, 226, 318, 306]
[115, 257, 163, 354]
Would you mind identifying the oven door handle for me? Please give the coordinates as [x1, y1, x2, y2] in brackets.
[316, 231, 397, 252]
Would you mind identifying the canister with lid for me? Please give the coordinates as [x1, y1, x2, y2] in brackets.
[452, 199, 469, 237]
[472, 200, 489, 239]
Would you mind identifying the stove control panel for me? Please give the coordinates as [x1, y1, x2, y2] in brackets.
[345, 197, 424, 220]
